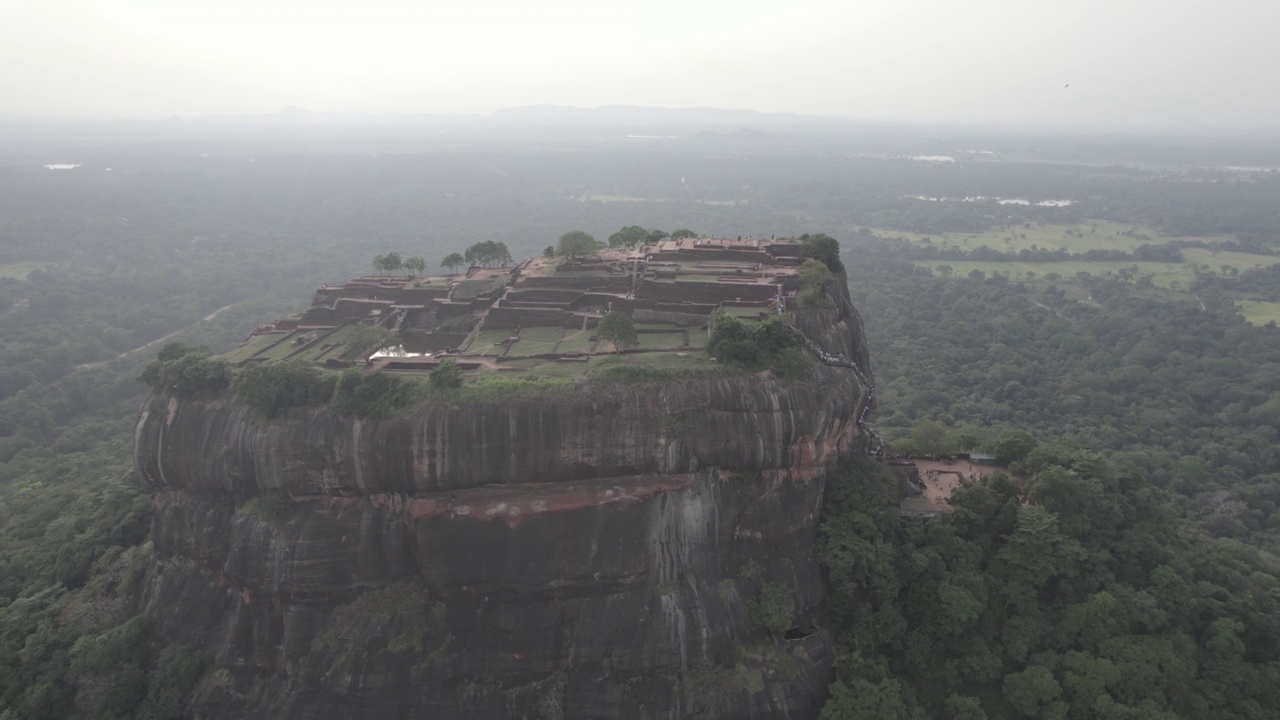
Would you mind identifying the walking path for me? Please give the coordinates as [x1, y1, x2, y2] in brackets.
[75, 304, 236, 371]
[801, 336, 884, 455]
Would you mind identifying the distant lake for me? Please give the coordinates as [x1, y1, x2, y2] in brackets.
[44, 164, 80, 170]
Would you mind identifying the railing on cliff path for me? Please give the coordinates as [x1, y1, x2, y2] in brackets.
[801, 336, 885, 455]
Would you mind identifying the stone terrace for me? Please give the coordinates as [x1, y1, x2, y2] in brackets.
[224, 237, 810, 372]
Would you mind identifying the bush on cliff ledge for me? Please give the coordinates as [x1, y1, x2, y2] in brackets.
[138, 343, 232, 399]
[233, 361, 336, 420]
[707, 312, 808, 377]
[331, 368, 423, 418]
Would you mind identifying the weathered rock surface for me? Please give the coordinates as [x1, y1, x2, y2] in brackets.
[136, 302, 873, 719]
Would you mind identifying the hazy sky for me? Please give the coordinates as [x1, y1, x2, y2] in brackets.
[1, 0, 1275, 127]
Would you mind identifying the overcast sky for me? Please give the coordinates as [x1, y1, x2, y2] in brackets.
[0, 0, 1274, 128]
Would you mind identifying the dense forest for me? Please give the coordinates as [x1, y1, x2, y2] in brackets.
[1, 121, 1278, 718]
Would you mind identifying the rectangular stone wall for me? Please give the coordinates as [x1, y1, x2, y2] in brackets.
[638, 280, 776, 304]
[633, 309, 708, 325]
[484, 307, 574, 330]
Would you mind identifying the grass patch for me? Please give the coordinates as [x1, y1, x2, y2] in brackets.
[221, 333, 285, 363]
[460, 329, 513, 354]
[289, 326, 362, 363]
[685, 327, 710, 349]
[586, 351, 720, 383]
[1238, 301, 1280, 326]
[915, 259, 1200, 289]
[255, 331, 310, 360]
[722, 306, 772, 319]
[517, 326, 566, 343]
[635, 332, 688, 350]
[555, 329, 597, 354]
[0, 262, 44, 279]
[1182, 247, 1280, 274]
[635, 322, 683, 331]
[494, 359, 591, 379]
[452, 276, 506, 299]
[506, 340, 558, 356]
[442, 375, 579, 404]
[882, 221, 1239, 255]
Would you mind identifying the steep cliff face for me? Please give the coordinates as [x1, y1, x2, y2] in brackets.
[135, 304, 873, 719]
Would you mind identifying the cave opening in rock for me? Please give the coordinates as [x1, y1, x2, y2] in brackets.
[783, 627, 813, 640]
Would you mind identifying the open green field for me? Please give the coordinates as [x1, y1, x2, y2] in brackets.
[222, 333, 286, 363]
[452, 276, 506, 299]
[555, 329, 597, 354]
[882, 221, 1247, 255]
[494, 358, 592, 378]
[635, 332, 687, 350]
[722, 306, 772, 319]
[517, 326, 565, 344]
[408, 277, 452, 287]
[588, 351, 715, 373]
[1182, 247, 1280, 273]
[508, 340, 558, 356]
[893, 219, 1280, 293]
[1238, 301, 1280, 326]
[915, 259, 1197, 288]
[461, 329, 513, 354]
[492, 347, 716, 378]
[256, 332, 310, 360]
[0, 262, 44, 279]
[289, 325, 362, 363]
[914, 253, 1280, 291]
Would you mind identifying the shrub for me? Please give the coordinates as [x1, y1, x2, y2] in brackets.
[428, 358, 464, 390]
[706, 312, 805, 374]
[330, 368, 422, 418]
[138, 343, 231, 399]
[797, 259, 837, 308]
[233, 361, 335, 420]
[596, 311, 638, 351]
[797, 232, 842, 272]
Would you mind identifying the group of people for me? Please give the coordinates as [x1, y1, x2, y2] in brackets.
[802, 337, 885, 455]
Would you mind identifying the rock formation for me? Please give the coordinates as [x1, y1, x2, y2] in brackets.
[134, 254, 874, 719]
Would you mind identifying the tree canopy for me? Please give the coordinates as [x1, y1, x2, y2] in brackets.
[798, 233, 842, 272]
[462, 241, 512, 268]
[706, 312, 805, 374]
[596, 311, 638, 352]
[797, 259, 837, 308]
[138, 344, 231, 399]
[608, 225, 649, 249]
[372, 252, 402, 274]
[557, 231, 599, 259]
[818, 456, 1280, 719]
[441, 252, 465, 273]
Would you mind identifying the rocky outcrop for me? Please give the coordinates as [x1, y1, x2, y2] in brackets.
[135, 304, 873, 719]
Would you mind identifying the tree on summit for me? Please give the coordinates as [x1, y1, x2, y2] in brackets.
[596, 311, 638, 352]
[441, 253, 465, 274]
[797, 233, 841, 272]
[557, 231, 599, 259]
[373, 252, 402, 274]
[608, 225, 649, 249]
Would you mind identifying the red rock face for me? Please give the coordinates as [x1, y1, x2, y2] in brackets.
[135, 304, 873, 719]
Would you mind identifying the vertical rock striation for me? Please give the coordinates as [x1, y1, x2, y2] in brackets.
[136, 303, 873, 719]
